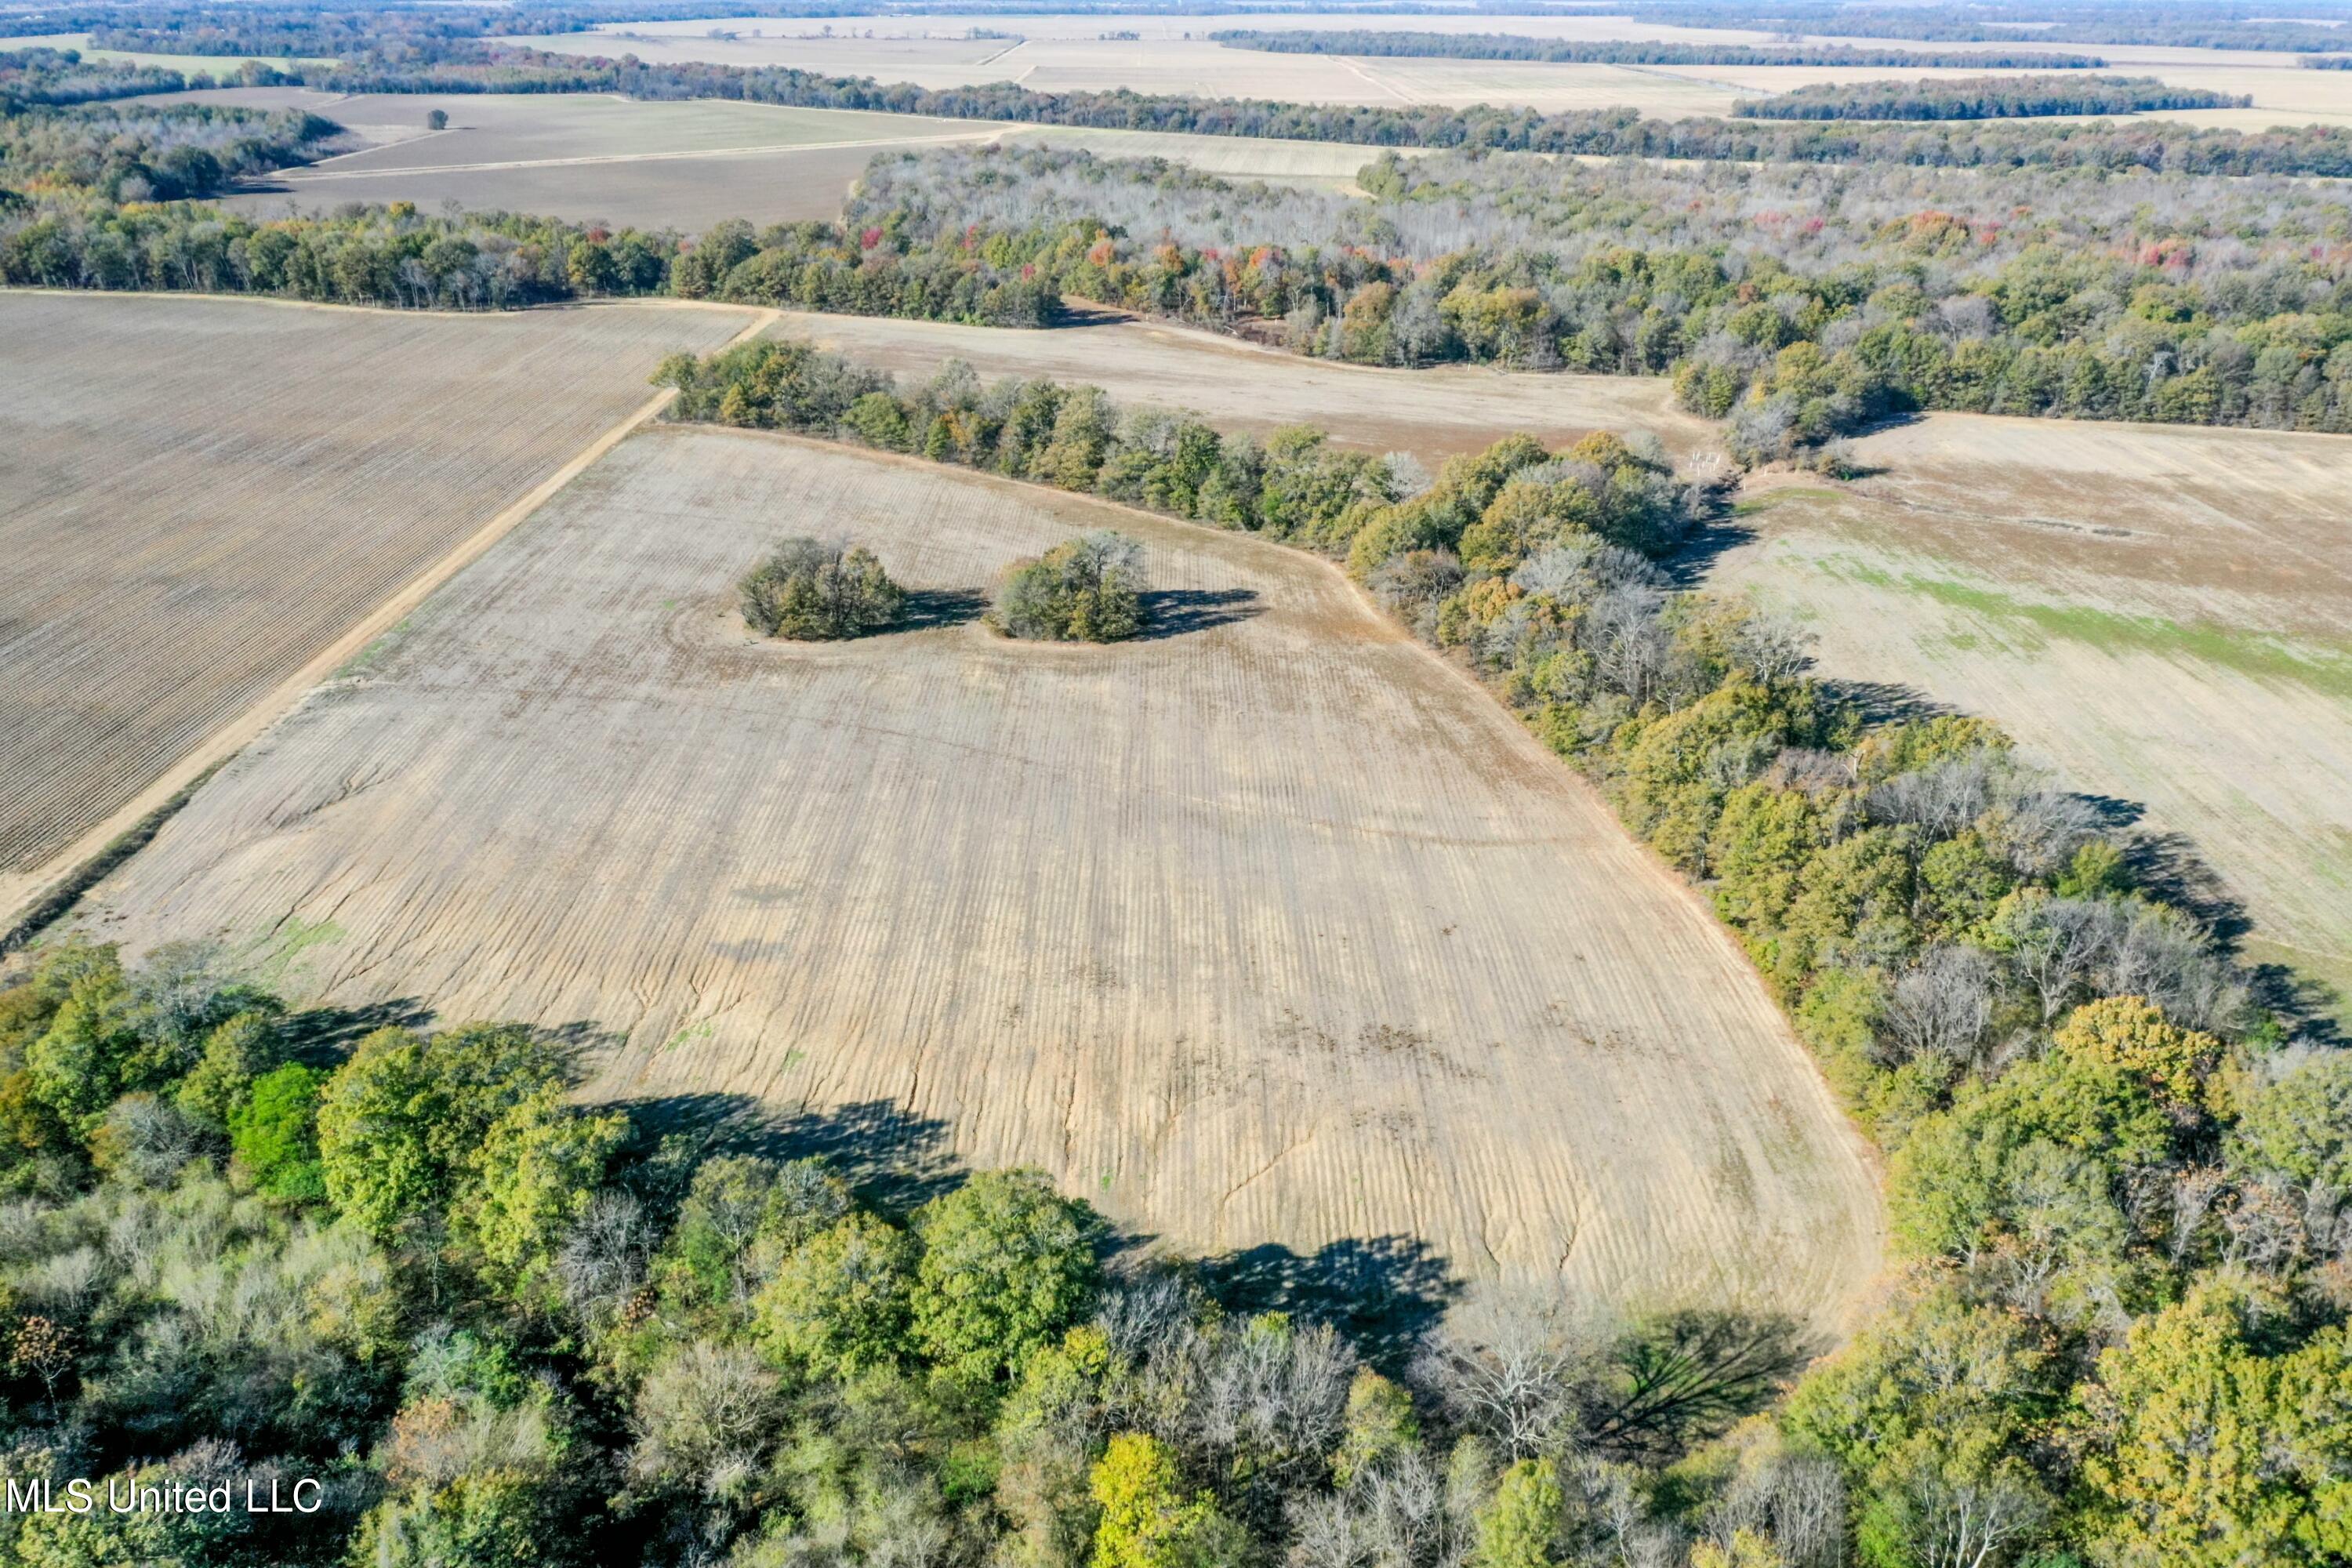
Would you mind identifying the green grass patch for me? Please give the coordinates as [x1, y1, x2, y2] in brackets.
[1823, 557, 2352, 699]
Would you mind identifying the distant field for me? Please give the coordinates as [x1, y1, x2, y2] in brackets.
[73, 424, 1884, 1323]
[0, 292, 757, 925]
[771, 311, 1716, 465]
[166, 89, 1386, 227]
[1710, 417, 2352, 1015]
[2, 30, 335, 75]
[222, 93, 1004, 227]
[524, 13, 2352, 129]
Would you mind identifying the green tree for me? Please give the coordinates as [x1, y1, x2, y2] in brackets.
[2078, 1279, 2352, 1566]
[449, 1087, 627, 1300]
[912, 1170, 1098, 1385]
[1333, 1368, 1419, 1487]
[753, 1212, 917, 1379]
[316, 1023, 564, 1246]
[1472, 1457, 1563, 1568]
[1089, 1433, 1232, 1568]
[228, 1062, 326, 1203]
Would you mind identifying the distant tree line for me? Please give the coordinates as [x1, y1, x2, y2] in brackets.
[1208, 30, 2110, 70]
[660, 332, 2352, 1563]
[1735, 74, 2249, 122]
[1632, 0, 2352, 53]
[0, 46, 196, 111]
[0, 99, 330, 203]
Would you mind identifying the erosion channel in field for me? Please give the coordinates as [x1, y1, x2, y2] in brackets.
[71, 426, 1886, 1330]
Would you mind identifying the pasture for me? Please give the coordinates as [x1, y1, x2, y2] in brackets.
[768, 310, 1718, 465]
[71, 425, 1886, 1323]
[1710, 416, 2352, 1015]
[0, 292, 759, 927]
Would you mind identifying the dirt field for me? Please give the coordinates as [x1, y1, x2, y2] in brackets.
[525, 13, 2352, 129]
[1711, 416, 2352, 1014]
[72, 426, 1885, 1323]
[0, 292, 759, 925]
[769, 311, 1717, 465]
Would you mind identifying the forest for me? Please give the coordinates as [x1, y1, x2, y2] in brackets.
[1203, 33, 2111, 71]
[1732, 76, 2248, 122]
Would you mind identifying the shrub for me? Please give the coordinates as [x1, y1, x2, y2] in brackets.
[989, 531, 1145, 643]
[739, 537, 906, 640]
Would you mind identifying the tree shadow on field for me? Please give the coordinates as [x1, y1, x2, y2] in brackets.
[896, 588, 985, 631]
[1203, 1235, 1464, 1370]
[615, 1091, 964, 1214]
[1136, 587, 1261, 641]
[1659, 513, 1757, 588]
[1817, 677, 1957, 726]
[275, 997, 434, 1069]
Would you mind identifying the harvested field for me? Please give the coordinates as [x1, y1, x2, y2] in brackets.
[769, 311, 1717, 465]
[224, 93, 1004, 227]
[0, 292, 760, 925]
[74, 426, 1886, 1324]
[1710, 416, 2352, 1014]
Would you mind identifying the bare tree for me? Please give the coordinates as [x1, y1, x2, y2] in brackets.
[1410, 1294, 1615, 1460]
[1880, 945, 1998, 1068]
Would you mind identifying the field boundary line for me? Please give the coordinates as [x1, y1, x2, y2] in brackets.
[0, 303, 778, 938]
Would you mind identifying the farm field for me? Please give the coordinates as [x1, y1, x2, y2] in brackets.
[223, 93, 1007, 227]
[71, 425, 1886, 1324]
[1709, 416, 2352, 1015]
[528, 13, 2352, 128]
[769, 311, 1716, 465]
[0, 291, 760, 927]
[168, 89, 1391, 225]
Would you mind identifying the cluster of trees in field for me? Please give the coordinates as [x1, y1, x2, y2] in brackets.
[1733, 74, 2248, 122]
[1206, 31, 2109, 69]
[665, 332, 2352, 1563]
[0, 100, 329, 203]
[0, 47, 199, 111]
[992, 531, 1146, 642]
[1633, 0, 2352, 53]
[740, 536, 906, 639]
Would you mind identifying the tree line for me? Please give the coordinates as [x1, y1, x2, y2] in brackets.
[0, 47, 198, 112]
[1733, 74, 2248, 122]
[1206, 31, 2110, 70]
[659, 332, 2352, 1564]
[0, 99, 329, 203]
[1632, 0, 2352, 53]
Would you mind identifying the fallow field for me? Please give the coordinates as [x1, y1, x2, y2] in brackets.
[71, 425, 1886, 1325]
[768, 310, 1719, 465]
[0, 291, 760, 929]
[1711, 416, 2352, 1015]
